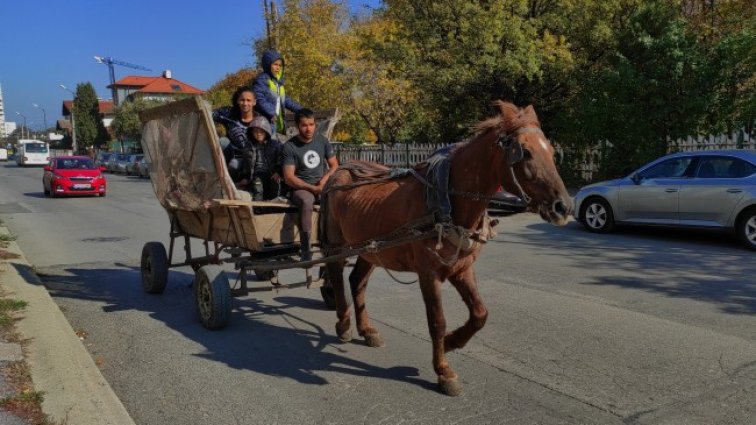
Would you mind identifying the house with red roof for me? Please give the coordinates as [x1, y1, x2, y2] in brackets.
[109, 70, 204, 106]
[57, 99, 115, 138]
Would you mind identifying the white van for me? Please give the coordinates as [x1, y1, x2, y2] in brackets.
[0, 148, 7, 161]
[16, 140, 50, 166]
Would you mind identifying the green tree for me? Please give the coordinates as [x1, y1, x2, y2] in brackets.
[73, 82, 108, 149]
[111, 98, 163, 142]
[560, 1, 709, 179]
[204, 68, 257, 109]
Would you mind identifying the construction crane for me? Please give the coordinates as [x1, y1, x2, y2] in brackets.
[94, 56, 152, 105]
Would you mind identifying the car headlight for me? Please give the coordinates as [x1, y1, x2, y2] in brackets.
[53, 173, 67, 180]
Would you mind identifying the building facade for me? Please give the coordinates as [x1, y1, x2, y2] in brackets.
[0, 84, 6, 138]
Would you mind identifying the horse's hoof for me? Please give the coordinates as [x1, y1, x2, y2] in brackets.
[438, 375, 463, 397]
[335, 323, 352, 342]
[363, 332, 385, 348]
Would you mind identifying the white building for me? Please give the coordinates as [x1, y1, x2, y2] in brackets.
[4, 122, 16, 136]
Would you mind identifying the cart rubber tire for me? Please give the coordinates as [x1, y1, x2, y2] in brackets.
[141, 242, 168, 294]
[319, 267, 351, 310]
[254, 269, 275, 281]
[195, 265, 231, 330]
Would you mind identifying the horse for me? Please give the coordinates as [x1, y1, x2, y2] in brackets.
[320, 101, 573, 396]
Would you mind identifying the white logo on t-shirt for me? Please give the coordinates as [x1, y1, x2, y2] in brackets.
[303, 150, 320, 169]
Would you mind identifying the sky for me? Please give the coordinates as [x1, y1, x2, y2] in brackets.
[0, 0, 379, 131]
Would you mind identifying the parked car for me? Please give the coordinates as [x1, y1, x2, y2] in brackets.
[105, 153, 126, 173]
[488, 187, 527, 216]
[125, 154, 144, 176]
[42, 156, 107, 197]
[137, 157, 150, 178]
[574, 149, 756, 250]
[94, 152, 112, 168]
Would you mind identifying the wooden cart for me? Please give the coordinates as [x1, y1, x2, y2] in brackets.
[138, 96, 342, 329]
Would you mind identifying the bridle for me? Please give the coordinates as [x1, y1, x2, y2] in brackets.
[495, 127, 543, 204]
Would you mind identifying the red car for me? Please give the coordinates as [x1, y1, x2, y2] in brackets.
[43, 156, 107, 197]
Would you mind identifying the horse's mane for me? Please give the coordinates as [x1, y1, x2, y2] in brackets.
[473, 101, 540, 135]
[435, 101, 541, 163]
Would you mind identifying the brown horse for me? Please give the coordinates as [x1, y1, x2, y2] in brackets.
[320, 101, 572, 396]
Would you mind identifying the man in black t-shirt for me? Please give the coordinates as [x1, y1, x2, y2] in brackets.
[281, 109, 339, 261]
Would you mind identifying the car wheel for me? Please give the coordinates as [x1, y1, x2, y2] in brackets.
[580, 197, 615, 233]
[736, 208, 756, 251]
[43, 185, 49, 196]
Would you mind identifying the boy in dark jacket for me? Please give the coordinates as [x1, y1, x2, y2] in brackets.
[248, 116, 284, 200]
[252, 49, 303, 138]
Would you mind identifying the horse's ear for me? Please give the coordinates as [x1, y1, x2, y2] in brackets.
[494, 100, 519, 130]
[523, 105, 537, 119]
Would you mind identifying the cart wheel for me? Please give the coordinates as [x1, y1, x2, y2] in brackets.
[254, 269, 275, 281]
[141, 242, 168, 294]
[319, 267, 351, 310]
[194, 265, 231, 330]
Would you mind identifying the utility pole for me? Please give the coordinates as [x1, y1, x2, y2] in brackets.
[32, 103, 47, 134]
[15, 112, 26, 139]
[60, 85, 78, 153]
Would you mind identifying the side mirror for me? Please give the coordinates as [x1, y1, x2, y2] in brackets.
[631, 173, 642, 185]
[43, 165, 51, 172]
[99, 165, 107, 172]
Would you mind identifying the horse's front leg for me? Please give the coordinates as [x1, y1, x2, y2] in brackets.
[326, 259, 352, 342]
[445, 267, 488, 352]
[418, 271, 462, 396]
[349, 256, 382, 347]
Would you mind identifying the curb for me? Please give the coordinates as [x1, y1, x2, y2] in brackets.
[0, 226, 136, 425]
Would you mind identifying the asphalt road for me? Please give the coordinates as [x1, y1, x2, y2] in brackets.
[1, 161, 754, 425]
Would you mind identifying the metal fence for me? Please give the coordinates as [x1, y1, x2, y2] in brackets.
[333, 143, 445, 168]
[332, 127, 754, 183]
[567, 128, 755, 182]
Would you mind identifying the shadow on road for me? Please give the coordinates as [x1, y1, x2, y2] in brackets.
[492, 220, 756, 315]
[40, 264, 434, 391]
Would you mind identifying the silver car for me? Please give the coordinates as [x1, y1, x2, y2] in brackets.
[574, 149, 756, 250]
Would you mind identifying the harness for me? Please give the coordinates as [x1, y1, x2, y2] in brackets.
[319, 126, 540, 270]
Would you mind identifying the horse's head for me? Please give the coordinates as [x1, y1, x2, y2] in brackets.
[489, 101, 573, 225]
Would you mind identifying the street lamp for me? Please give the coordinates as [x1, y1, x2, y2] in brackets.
[15, 112, 27, 139]
[32, 103, 48, 135]
[59, 85, 77, 153]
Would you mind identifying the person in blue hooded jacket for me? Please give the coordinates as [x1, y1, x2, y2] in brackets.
[252, 49, 303, 137]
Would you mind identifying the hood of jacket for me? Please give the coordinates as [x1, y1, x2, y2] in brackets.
[250, 116, 272, 139]
[261, 49, 285, 83]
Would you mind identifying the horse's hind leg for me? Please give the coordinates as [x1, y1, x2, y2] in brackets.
[445, 267, 488, 352]
[418, 271, 462, 397]
[349, 256, 383, 347]
[326, 260, 352, 342]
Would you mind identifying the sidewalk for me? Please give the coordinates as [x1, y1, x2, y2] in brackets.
[0, 226, 135, 425]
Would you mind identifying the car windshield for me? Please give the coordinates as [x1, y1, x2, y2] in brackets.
[57, 158, 96, 170]
[25, 143, 48, 153]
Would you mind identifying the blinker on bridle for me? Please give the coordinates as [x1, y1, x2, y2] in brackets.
[496, 127, 544, 165]
[496, 127, 544, 204]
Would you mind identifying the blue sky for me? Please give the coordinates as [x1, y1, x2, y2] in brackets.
[0, 0, 379, 131]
